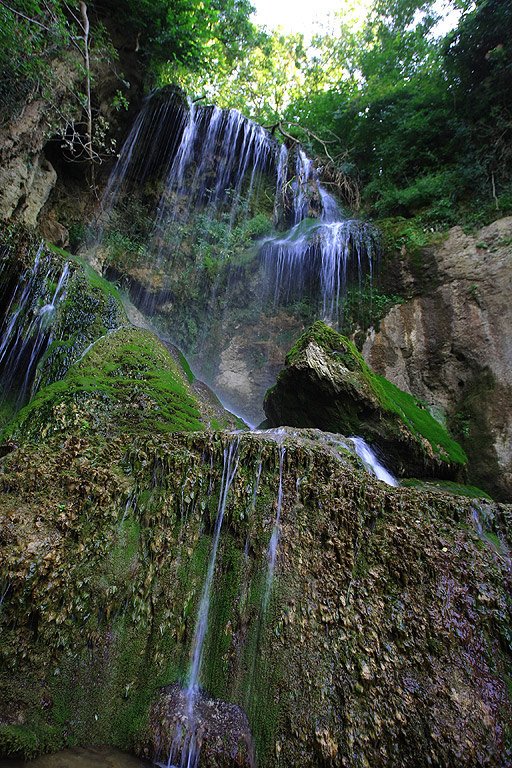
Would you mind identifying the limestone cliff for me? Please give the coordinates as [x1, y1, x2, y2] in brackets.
[363, 217, 512, 501]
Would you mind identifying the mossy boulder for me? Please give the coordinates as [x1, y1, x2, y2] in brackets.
[0, 224, 126, 428]
[1, 326, 243, 443]
[263, 321, 467, 479]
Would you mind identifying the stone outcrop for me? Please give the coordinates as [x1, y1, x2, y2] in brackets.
[363, 217, 512, 500]
[263, 321, 467, 479]
[142, 683, 254, 768]
[0, 97, 60, 226]
[0, 427, 511, 767]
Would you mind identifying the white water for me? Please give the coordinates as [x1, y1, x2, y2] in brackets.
[348, 437, 398, 486]
[261, 143, 377, 326]
[0, 251, 70, 406]
[263, 444, 285, 611]
[166, 437, 241, 768]
[91, 92, 380, 422]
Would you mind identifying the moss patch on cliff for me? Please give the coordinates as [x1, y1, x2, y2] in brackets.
[1, 327, 206, 442]
[274, 321, 467, 470]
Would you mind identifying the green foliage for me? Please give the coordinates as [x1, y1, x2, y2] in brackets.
[127, 0, 256, 85]
[0, 0, 70, 124]
[179, 0, 510, 228]
[172, 29, 308, 124]
[342, 281, 404, 334]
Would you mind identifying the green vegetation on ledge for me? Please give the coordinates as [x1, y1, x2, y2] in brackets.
[268, 321, 467, 474]
[2, 327, 206, 443]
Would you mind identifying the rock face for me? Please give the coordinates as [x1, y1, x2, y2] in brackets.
[0, 427, 511, 768]
[264, 321, 467, 479]
[142, 683, 254, 768]
[0, 99, 59, 226]
[363, 217, 512, 500]
[0, 231, 510, 767]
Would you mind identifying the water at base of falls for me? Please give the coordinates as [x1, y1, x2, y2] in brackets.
[0, 746, 151, 768]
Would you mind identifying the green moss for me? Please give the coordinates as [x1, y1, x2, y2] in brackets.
[48, 244, 124, 308]
[0, 723, 63, 759]
[283, 321, 467, 466]
[401, 478, 492, 499]
[177, 349, 195, 384]
[2, 327, 206, 442]
[371, 372, 467, 465]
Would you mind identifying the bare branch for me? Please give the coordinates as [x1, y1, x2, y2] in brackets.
[0, 0, 55, 32]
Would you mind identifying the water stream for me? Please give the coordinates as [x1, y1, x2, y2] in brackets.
[91, 91, 380, 422]
[348, 437, 398, 487]
[0, 746, 151, 768]
[163, 437, 241, 768]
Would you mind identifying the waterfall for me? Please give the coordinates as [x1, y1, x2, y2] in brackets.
[93, 90, 380, 422]
[0, 245, 70, 412]
[261, 145, 376, 326]
[348, 437, 398, 487]
[150, 105, 275, 254]
[164, 436, 241, 768]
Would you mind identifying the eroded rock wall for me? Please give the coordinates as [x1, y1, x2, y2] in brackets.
[363, 217, 512, 500]
[0, 428, 511, 767]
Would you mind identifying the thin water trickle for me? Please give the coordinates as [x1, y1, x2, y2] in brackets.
[166, 437, 241, 768]
[263, 444, 285, 611]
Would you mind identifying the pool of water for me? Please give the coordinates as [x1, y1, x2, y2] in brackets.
[0, 745, 152, 768]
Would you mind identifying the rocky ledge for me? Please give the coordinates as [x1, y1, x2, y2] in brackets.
[263, 321, 467, 479]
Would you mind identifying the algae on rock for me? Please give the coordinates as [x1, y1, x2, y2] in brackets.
[264, 320, 467, 479]
[0, 428, 511, 767]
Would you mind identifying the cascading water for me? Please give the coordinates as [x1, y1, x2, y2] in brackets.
[92, 90, 380, 422]
[260, 144, 376, 326]
[163, 436, 241, 768]
[0, 244, 70, 412]
[348, 437, 397, 487]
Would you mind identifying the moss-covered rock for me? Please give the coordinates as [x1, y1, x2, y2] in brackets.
[1, 326, 243, 443]
[264, 321, 467, 479]
[0, 224, 126, 428]
[0, 429, 511, 767]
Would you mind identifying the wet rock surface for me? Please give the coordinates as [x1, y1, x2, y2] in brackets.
[364, 217, 512, 500]
[0, 427, 510, 767]
[264, 321, 467, 479]
[140, 683, 254, 768]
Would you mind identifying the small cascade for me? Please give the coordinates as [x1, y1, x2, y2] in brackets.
[165, 436, 241, 768]
[0, 246, 70, 411]
[263, 441, 285, 611]
[261, 145, 377, 327]
[348, 437, 398, 487]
